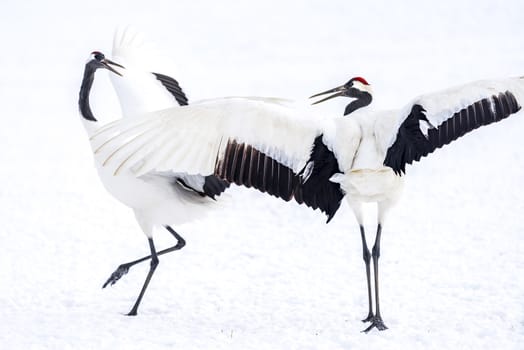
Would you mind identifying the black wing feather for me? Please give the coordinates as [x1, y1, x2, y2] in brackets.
[152, 73, 189, 106]
[296, 135, 344, 222]
[384, 91, 521, 175]
[214, 136, 344, 221]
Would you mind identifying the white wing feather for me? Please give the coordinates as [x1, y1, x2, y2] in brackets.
[110, 27, 182, 117]
[112, 26, 172, 73]
[90, 97, 328, 178]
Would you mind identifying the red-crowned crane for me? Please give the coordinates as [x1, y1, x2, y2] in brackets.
[79, 28, 229, 316]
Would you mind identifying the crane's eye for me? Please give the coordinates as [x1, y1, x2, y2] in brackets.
[91, 51, 105, 61]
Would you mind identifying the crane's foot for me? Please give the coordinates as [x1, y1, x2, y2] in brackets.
[102, 263, 131, 288]
[362, 312, 374, 323]
[361, 316, 388, 333]
[126, 309, 138, 316]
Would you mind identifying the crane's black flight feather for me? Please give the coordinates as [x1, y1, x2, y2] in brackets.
[384, 91, 521, 175]
[153, 73, 189, 106]
[215, 135, 344, 222]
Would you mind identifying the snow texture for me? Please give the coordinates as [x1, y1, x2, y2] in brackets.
[1, 0, 524, 349]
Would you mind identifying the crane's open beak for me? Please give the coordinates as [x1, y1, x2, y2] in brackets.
[101, 59, 125, 77]
[309, 85, 348, 105]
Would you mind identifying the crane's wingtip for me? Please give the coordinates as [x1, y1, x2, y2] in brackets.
[326, 212, 336, 224]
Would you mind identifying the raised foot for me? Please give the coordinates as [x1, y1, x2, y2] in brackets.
[102, 263, 131, 288]
[362, 316, 388, 333]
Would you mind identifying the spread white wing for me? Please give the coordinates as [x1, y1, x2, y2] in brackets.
[91, 97, 323, 176]
[90, 97, 345, 220]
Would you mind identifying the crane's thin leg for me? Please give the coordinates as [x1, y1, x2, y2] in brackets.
[359, 225, 374, 322]
[127, 237, 159, 316]
[103, 226, 185, 288]
[363, 224, 388, 332]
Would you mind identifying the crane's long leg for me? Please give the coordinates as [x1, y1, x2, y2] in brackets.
[127, 237, 159, 316]
[363, 224, 388, 332]
[103, 225, 186, 288]
[359, 225, 374, 322]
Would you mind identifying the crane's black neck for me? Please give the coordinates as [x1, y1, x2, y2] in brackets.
[78, 62, 98, 122]
[344, 88, 372, 116]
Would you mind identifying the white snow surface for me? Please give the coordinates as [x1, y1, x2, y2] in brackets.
[1, 1, 524, 349]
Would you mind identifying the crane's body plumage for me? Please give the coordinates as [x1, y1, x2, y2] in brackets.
[328, 109, 402, 205]
[94, 164, 217, 236]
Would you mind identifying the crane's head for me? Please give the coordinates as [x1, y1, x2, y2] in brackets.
[310, 77, 373, 115]
[87, 51, 125, 76]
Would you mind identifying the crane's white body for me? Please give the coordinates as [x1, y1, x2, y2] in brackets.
[95, 163, 215, 235]
[82, 28, 221, 237]
[329, 110, 404, 222]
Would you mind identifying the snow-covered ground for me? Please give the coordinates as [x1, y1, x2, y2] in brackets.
[1, 0, 524, 349]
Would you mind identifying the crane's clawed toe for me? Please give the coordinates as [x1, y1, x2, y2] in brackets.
[362, 317, 388, 333]
[362, 313, 374, 323]
[102, 263, 131, 288]
[126, 309, 138, 317]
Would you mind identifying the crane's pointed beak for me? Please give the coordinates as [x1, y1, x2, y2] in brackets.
[101, 59, 125, 77]
[309, 85, 347, 105]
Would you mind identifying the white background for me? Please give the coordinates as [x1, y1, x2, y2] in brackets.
[1, 0, 523, 349]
